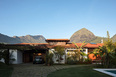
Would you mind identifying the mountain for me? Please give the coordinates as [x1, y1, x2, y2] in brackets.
[70, 28, 116, 43]
[88, 36, 107, 43]
[13, 35, 46, 43]
[0, 33, 21, 44]
[1, 28, 116, 44]
[70, 28, 96, 43]
[0, 33, 46, 44]
[111, 34, 116, 42]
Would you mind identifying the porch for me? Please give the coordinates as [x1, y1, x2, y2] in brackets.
[23, 49, 47, 63]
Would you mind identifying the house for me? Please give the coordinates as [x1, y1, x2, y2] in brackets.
[0, 39, 103, 64]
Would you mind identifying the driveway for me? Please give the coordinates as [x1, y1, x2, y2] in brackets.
[11, 63, 79, 77]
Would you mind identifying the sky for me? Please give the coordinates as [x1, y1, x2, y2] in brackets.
[0, 0, 116, 39]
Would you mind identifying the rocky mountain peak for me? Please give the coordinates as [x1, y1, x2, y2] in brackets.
[70, 28, 96, 43]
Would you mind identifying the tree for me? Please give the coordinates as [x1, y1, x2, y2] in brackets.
[48, 50, 54, 65]
[92, 31, 116, 68]
[72, 50, 80, 61]
[73, 41, 87, 61]
[91, 47, 105, 65]
[54, 46, 65, 64]
[45, 50, 54, 66]
[0, 49, 10, 65]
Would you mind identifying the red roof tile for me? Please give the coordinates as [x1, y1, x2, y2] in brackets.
[46, 39, 70, 42]
[14, 43, 104, 49]
[64, 43, 104, 48]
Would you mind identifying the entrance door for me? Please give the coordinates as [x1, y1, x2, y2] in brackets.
[23, 53, 33, 63]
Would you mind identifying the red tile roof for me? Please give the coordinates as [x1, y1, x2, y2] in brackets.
[15, 43, 104, 48]
[46, 39, 70, 42]
[84, 43, 103, 48]
[64, 43, 104, 48]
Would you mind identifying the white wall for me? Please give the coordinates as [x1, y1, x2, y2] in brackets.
[17, 51, 23, 64]
[9, 49, 23, 64]
[53, 54, 65, 64]
[9, 49, 17, 64]
[65, 48, 88, 59]
[0, 49, 19, 64]
[0, 58, 5, 63]
[84, 48, 88, 58]
[49, 49, 66, 64]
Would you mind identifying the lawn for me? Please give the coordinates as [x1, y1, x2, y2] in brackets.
[0, 62, 13, 77]
[47, 66, 111, 77]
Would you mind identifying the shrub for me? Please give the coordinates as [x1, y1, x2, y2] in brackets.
[48, 53, 54, 65]
[45, 52, 54, 66]
[67, 57, 78, 65]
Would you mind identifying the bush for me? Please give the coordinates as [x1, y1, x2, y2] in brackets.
[67, 57, 78, 65]
[79, 58, 92, 64]
[109, 54, 116, 68]
[48, 53, 54, 66]
[85, 58, 92, 63]
[45, 53, 54, 66]
[67, 60, 78, 65]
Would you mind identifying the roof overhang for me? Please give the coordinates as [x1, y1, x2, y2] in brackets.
[46, 39, 70, 42]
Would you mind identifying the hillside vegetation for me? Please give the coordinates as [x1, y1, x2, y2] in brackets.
[70, 28, 116, 43]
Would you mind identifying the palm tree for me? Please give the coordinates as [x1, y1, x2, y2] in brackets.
[102, 31, 115, 67]
[73, 41, 87, 61]
[92, 46, 105, 65]
[92, 31, 115, 68]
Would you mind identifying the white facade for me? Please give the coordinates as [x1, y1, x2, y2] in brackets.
[10, 49, 23, 64]
[49, 49, 66, 64]
[0, 48, 88, 64]
[0, 49, 23, 64]
[53, 54, 65, 64]
[49, 48, 88, 64]
[65, 48, 88, 59]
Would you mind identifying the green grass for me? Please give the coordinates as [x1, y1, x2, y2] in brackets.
[0, 62, 13, 77]
[48, 66, 111, 77]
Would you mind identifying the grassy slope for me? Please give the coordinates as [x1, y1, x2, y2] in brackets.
[48, 66, 111, 77]
[0, 62, 13, 77]
[87, 36, 107, 43]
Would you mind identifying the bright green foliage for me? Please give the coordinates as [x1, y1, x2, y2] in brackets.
[92, 31, 116, 68]
[73, 41, 87, 61]
[67, 50, 80, 64]
[67, 42, 87, 64]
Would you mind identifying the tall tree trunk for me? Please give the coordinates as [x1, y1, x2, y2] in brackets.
[45, 50, 49, 66]
[58, 55, 60, 64]
[5, 49, 9, 65]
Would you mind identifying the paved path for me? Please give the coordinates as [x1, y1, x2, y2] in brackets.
[11, 63, 84, 77]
